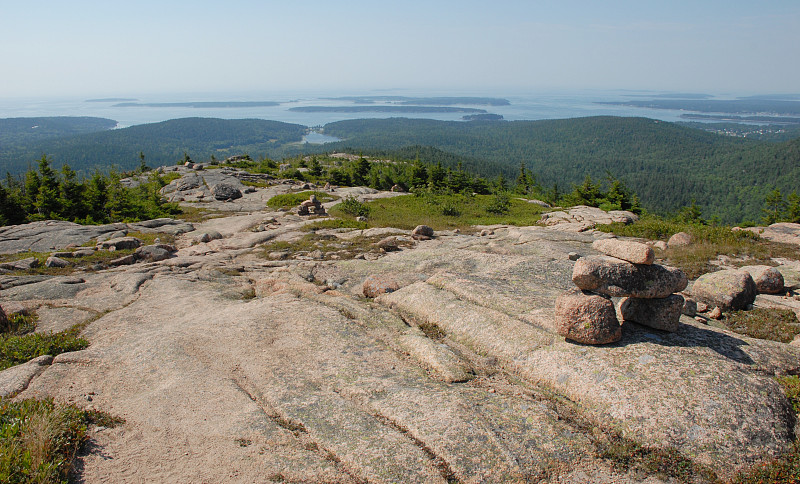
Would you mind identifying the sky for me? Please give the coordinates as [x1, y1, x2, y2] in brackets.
[1, 0, 799, 98]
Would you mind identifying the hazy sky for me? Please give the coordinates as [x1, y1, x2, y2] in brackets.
[1, 0, 798, 97]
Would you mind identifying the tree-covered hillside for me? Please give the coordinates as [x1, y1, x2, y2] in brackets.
[321, 117, 800, 223]
[0, 117, 117, 148]
[0, 118, 307, 176]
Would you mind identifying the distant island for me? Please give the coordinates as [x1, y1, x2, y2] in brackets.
[462, 113, 504, 121]
[596, 99, 800, 116]
[85, 98, 138, 103]
[681, 113, 800, 125]
[113, 101, 280, 108]
[289, 106, 488, 114]
[323, 96, 511, 106]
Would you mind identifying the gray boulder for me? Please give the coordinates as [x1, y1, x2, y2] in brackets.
[739, 265, 784, 294]
[176, 173, 202, 191]
[411, 225, 434, 240]
[45, 256, 70, 268]
[692, 269, 757, 310]
[554, 289, 621, 344]
[592, 238, 654, 265]
[135, 245, 171, 262]
[572, 255, 688, 298]
[211, 183, 242, 201]
[363, 274, 400, 298]
[0, 257, 40, 271]
[97, 237, 142, 251]
[620, 294, 684, 332]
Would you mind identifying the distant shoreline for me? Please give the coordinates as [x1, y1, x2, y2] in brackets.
[290, 106, 488, 114]
[113, 101, 281, 108]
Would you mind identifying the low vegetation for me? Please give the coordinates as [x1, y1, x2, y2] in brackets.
[265, 190, 337, 209]
[0, 398, 122, 483]
[598, 214, 799, 279]
[722, 308, 800, 344]
[0, 312, 88, 371]
[330, 191, 547, 231]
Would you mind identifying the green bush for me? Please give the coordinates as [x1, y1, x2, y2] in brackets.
[266, 191, 336, 209]
[338, 196, 371, 218]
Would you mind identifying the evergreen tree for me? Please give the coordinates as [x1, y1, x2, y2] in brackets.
[763, 188, 787, 224]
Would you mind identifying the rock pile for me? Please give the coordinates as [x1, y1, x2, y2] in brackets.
[556, 238, 688, 343]
[297, 194, 326, 216]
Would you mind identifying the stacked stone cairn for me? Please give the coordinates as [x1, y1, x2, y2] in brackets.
[555, 238, 688, 345]
[298, 194, 326, 216]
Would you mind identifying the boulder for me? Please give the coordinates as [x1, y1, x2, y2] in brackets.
[363, 274, 400, 298]
[691, 269, 757, 310]
[619, 294, 684, 332]
[554, 289, 621, 345]
[135, 245, 171, 262]
[195, 231, 223, 243]
[681, 297, 698, 317]
[572, 255, 688, 298]
[667, 232, 692, 248]
[176, 174, 202, 191]
[376, 236, 400, 252]
[592, 238, 655, 265]
[0, 257, 41, 271]
[739, 265, 784, 294]
[45, 256, 70, 268]
[411, 225, 434, 240]
[211, 183, 242, 201]
[98, 237, 142, 251]
[109, 254, 137, 266]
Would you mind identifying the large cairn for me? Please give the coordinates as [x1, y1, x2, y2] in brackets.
[555, 238, 688, 344]
[297, 194, 326, 216]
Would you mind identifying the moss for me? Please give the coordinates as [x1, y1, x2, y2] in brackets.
[723, 308, 800, 343]
[732, 440, 800, 484]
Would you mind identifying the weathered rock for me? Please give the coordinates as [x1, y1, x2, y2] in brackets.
[708, 306, 723, 319]
[739, 265, 785, 294]
[568, 252, 581, 261]
[0, 355, 53, 399]
[479, 229, 494, 237]
[195, 231, 223, 243]
[135, 245, 171, 262]
[682, 297, 698, 317]
[697, 301, 709, 313]
[0, 305, 7, 333]
[692, 269, 757, 310]
[592, 238, 655, 265]
[540, 206, 638, 231]
[96, 230, 128, 242]
[363, 274, 400, 298]
[109, 254, 137, 266]
[652, 240, 667, 251]
[211, 183, 242, 201]
[620, 294, 684, 332]
[0, 257, 41, 271]
[554, 289, 621, 344]
[376, 236, 400, 252]
[572, 255, 688, 298]
[411, 225, 434, 240]
[175, 173, 202, 191]
[98, 237, 142, 251]
[45, 256, 70, 268]
[667, 231, 692, 248]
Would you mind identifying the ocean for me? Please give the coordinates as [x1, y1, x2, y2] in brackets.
[0, 89, 715, 130]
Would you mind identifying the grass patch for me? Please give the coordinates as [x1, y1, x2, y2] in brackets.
[732, 440, 800, 483]
[1, 313, 89, 371]
[594, 428, 719, 482]
[174, 204, 224, 223]
[300, 219, 369, 232]
[0, 398, 123, 484]
[722, 308, 800, 343]
[266, 191, 337, 209]
[599, 215, 799, 279]
[777, 375, 800, 413]
[329, 192, 546, 231]
[159, 172, 182, 184]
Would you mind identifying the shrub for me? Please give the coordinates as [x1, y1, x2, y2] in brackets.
[266, 191, 335, 209]
[338, 196, 371, 218]
[485, 192, 511, 215]
[723, 308, 800, 344]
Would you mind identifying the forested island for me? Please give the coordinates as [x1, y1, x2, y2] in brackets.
[1, 115, 798, 224]
[322, 96, 511, 106]
[289, 106, 488, 114]
[113, 101, 281, 108]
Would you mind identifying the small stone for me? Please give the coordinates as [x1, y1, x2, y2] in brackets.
[554, 289, 621, 345]
[667, 232, 692, 248]
[694, 316, 707, 323]
[681, 297, 698, 317]
[653, 241, 667, 251]
[619, 294, 684, 332]
[568, 252, 580, 261]
[356, 216, 368, 222]
[376, 236, 400, 252]
[97, 237, 142, 251]
[480, 229, 494, 237]
[45, 256, 70, 268]
[696, 301, 709, 313]
[308, 250, 324, 260]
[363, 274, 400, 298]
[268, 251, 289, 260]
[411, 225, 434, 240]
[135, 246, 171, 262]
[708, 307, 723, 320]
[592, 238, 655, 265]
[109, 254, 137, 266]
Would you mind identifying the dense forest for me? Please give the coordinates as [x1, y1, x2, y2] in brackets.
[1, 116, 798, 223]
[320, 117, 800, 223]
[0, 118, 307, 177]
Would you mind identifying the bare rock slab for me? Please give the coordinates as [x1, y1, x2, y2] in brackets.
[592, 238, 654, 265]
[555, 289, 621, 345]
[692, 269, 757, 310]
[572, 255, 688, 298]
[619, 294, 684, 332]
[739, 265, 785, 294]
